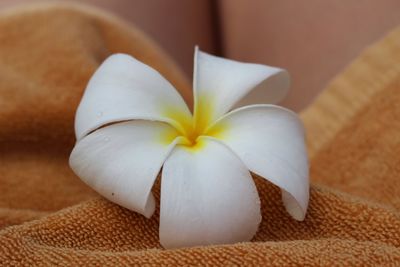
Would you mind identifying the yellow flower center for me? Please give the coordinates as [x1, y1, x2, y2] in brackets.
[161, 95, 226, 151]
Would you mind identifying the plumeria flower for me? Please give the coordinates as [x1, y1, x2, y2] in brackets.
[69, 47, 309, 249]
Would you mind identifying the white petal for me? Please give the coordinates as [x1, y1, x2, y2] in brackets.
[193, 47, 290, 126]
[75, 53, 192, 140]
[159, 137, 261, 249]
[207, 105, 309, 220]
[69, 121, 181, 218]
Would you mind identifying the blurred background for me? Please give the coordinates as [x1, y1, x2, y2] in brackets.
[1, 0, 400, 111]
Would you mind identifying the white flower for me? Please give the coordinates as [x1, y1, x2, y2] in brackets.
[69, 47, 309, 249]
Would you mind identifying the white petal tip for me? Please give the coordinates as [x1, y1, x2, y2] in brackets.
[282, 191, 307, 221]
[143, 194, 156, 219]
[287, 208, 306, 221]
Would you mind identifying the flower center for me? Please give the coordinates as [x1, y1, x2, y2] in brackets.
[181, 123, 205, 147]
[161, 95, 225, 150]
[180, 96, 215, 148]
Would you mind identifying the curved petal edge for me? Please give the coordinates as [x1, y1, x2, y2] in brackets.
[70, 120, 181, 218]
[207, 104, 309, 221]
[193, 47, 290, 127]
[75, 53, 192, 140]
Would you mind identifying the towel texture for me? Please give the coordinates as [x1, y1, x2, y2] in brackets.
[0, 3, 399, 266]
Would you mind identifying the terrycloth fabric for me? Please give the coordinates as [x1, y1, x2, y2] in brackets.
[0, 3, 400, 266]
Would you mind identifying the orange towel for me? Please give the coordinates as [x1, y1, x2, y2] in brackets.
[0, 3, 399, 266]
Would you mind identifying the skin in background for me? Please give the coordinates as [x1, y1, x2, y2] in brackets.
[218, 0, 400, 110]
[2, 0, 400, 111]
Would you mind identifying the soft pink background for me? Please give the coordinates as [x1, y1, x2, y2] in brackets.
[2, 0, 400, 111]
